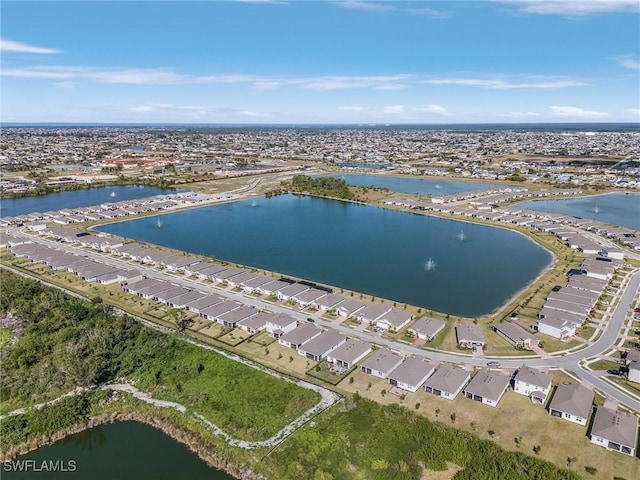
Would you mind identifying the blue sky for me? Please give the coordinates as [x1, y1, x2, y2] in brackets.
[2, 1, 639, 124]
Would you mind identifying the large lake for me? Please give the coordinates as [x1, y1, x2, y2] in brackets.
[518, 193, 640, 231]
[0, 186, 177, 218]
[1, 421, 233, 480]
[97, 194, 551, 317]
[328, 174, 503, 196]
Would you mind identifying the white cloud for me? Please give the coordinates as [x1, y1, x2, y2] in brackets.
[415, 104, 450, 115]
[2, 66, 190, 84]
[426, 77, 588, 89]
[338, 106, 364, 111]
[408, 7, 449, 18]
[549, 105, 609, 118]
[504, 111, 542, 118]
[383, 105, 404, 115]
[130, 103, 205, 115]
[54, 81, 77, 89]
[335, 1, 394, 12]
[496, 1, 639, 16]
[0, 39, 60, 54]
[626, 108, 640, 116]
[612, 54, 640, 70]
[239, 110, 269, 118]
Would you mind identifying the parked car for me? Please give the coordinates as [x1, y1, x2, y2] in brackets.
[486, 361, 501, 367]
[306, 317, 315, 323]
[607, 369, 620, 375]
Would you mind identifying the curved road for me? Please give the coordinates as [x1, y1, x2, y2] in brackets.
[7, 226, 640, 411]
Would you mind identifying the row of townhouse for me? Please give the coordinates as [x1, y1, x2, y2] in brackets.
[534, 256, 619, 340]
[1, 191, 207, 227]
[7, 243, 142, 285]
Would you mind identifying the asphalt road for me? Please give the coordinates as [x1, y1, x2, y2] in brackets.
[8, 226, 640, 411]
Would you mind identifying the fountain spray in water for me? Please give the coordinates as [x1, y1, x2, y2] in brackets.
[110, 191, 116, 197]
[456, 230, 467, 242]
[250, 200, 259, 208]
[156, 218, 163, 228]
[593, 205, 600, 214]
[423, 258, 437, 272]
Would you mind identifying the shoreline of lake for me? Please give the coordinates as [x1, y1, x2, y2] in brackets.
[0, 412, 262, 480]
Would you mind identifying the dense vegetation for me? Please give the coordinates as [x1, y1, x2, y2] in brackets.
[267, 175, 355, 200]
[0, 271, 318, 443]
[262, 394, 581, 480]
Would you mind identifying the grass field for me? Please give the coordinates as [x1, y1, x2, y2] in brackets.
[338, 372, 639, 480]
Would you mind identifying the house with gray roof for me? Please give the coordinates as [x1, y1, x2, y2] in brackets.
[512, 366, 552, 404]
[424, 364, 471, 400]
[455, 325, 485, 349]
[237, 311, 274, 334]
[154, 286, 191, 304]
[463, 370, 510, 407]
[123, 278, 161, 296]
[140, 281, 175, 300]
[240, 274, 273, 293]
[213, 267, 246, 284]
[294, 288, 327, 308]
[355, 302, 392, 324]
[225, 271, 258, 288]
[218, 305, 258, 328]
[547, 384, 594, 426]
[259, 280, 291, 296]
[376, 308, 413, 332]
[590, 407, 638, 456]
[326, 339, 372, 369]
[534, 315, 578, 340]
[265, 313, 298, 338]
[315, 293, 346, 312]
[196, 264, 229, 280]
[297, 330, 347, 362]
[387, 357, 435, 392]
[277, 282, 310, 301]
[360, 348, 404, 379]
[335, 299, 366, 317]
[200, 300, 240, 322]
[169, 290, 207, 309]
[408, 317, 446, 341]
[493, 322, 539, 350]
[185, 294, 223, 314]
[279, 323, 322, 350]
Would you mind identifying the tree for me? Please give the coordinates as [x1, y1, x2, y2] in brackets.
[380, 389, 387, 397]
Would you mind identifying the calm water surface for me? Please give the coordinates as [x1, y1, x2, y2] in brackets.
[327, 174, 504, 196]
[0, 186, 177, 218]
[97, 194, 551, 317]
[2, 421, 232, 480]
[519, 193, 640, 231]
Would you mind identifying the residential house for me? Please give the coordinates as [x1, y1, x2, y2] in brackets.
[360, 348, 404, 379]
[326, 339, 372, 369]
[278, 323, 321, 350]
[355, 302, 392, 324]
[493, 322, 539, 350]
[376, 308, 413, 332]
[277, 282, 310, 301]
[423, 364, 471, 400]
[335, 299, 366, 318]
[294, 287, 328, 308]
[387, 357, 436, 392]
[168, 290, 207, 309]
[185, 295, 223, 314]
[547, 384, 594, 426]
[264, 313, 298, 338]
[237, 312, 274, 334]
[590, 407, 638, 456]
[463, 370, 510, 407]
[315, 293, 346, 312]
[455, 325, 485, 349]
[258, 280, 291, 296]
[512, 366, 553, 404]
[200, 301, 240, 323]
[217, 305, 258, 328]
[297, 330, 347, 362]
[408, 317, 446, 341]
[533, 315, 578, 340]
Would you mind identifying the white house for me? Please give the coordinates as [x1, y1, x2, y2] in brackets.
[547, 384, 594, 426]
[512, 366, 553, 404]
[590, 407, 638, 456]
[423, 364, 470, 400]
